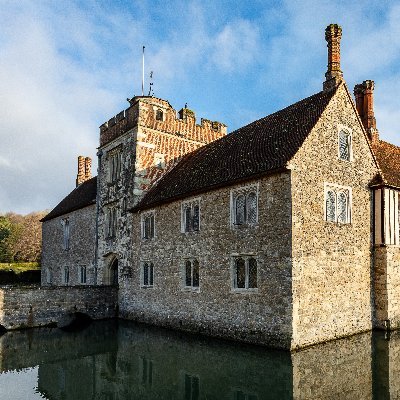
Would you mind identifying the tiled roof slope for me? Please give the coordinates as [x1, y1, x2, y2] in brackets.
[134, 88, 337, 211]
[372, 140, 400, 187]
[41, 177, 97, 222]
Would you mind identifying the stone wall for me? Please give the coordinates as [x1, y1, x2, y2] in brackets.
[0, 285, 117, 330]
[120, 173, 293, 348]
[374, 246, 400, 329]
[290, 83, 378, 348]
[41, 204, 96, 286]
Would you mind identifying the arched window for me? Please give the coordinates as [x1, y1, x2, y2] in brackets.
[235, 194, 246, 225]
[156, 109, 163, 121]
[231, 185, 258, 226]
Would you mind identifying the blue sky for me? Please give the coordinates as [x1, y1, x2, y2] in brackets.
[0, 0, 399, 214]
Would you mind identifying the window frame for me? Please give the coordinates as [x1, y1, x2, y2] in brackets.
[141, 261, 154, 288]
[79, 265, 87, 285]
[230, 183, 259, 228]
[141, 210, 155, 240]
[181, 198, 201, 233]
[231, 255, 258, 293]
[182, 259, 200, 291]
[61, 218, 70, 250]
[106, 206, 118, 239]
[107, 147, 122, 183]
[337, 125, 353, 162]
[324, 183, 352, 224]
[62, 265, 70, 285]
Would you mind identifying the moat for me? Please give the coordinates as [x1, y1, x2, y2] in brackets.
[0, 319, 396, 399]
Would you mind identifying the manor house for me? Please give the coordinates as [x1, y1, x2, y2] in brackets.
[41, 24, 400, 350]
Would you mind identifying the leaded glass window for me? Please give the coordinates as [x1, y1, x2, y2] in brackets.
[233, 257, 258, 290]
[142, 212, 155, 239]
[232, 186, 258, 226]
[337, 191, 348, 223]
[325, 185, 351, 224]
[247, 192, 257, 224]
[184, 259, 200, 289]
[235, 258, 246, 288]
[142, 262, 154, 287]
[339, 130, 351, 161]
[326, 190, 336, 222]
[182, 200, 200, 232]
[235, 194, 246, 225]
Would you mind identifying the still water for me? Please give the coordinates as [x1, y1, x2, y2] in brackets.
[0, 319, 394, 399]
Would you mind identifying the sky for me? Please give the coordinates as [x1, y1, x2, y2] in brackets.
[0, 0, 399, 214]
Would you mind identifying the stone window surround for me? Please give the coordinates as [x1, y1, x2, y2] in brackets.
[61, 218, 70, 251]
[152, 105, 167, 122]
[141, 210, 156, 240]
[106, 145, 122, 183]
[181, 372, 200, 400]
[181, 197, 201, 234]
[106, 205, 118, 239]
[140, 260, 154, 288]
[324, 182, 352, 224]
[337, 124, 353, 162]
[79, 265, 87, 285]
[181, 258, 200, 292]
[230, 253, 259, 293]
[45, 268, 52, 285]
[230, 183, 259, 228]
[62, 265, 70, 285]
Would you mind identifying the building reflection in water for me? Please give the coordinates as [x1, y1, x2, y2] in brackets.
[0, 321, 397, 399]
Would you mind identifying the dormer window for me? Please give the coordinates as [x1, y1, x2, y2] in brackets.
[156, 109, 164, 121]
[338, 129, 352, 161]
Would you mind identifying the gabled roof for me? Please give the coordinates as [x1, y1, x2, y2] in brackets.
[41, 177, 97, 222]
[133, 87, 337, 211]
[372, 140, 400, 188]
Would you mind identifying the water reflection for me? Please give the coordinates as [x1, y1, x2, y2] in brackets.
[0, 321, 397, 399]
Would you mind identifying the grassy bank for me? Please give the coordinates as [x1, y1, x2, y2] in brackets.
[0, 263, 41, 285]
[0, 262, 40, 274]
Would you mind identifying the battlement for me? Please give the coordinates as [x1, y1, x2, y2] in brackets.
[99, 96, 227, 147]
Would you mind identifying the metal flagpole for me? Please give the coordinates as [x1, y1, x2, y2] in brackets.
[142, 46, 145, 96]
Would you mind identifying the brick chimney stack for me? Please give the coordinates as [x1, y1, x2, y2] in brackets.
[353, 80, 378, 143]
[323, 24, 343, 91]
[76, 156, 92, 186]
[84, 157, 92, 181]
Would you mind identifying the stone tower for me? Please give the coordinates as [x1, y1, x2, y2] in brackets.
[95, 96, 226, 285]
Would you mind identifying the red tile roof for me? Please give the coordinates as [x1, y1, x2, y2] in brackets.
[41, 177, 97, 222]
[133, 88, 337, 211]
[372, 140, 400, 188]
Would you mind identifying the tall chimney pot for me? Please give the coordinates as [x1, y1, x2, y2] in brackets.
[323, 24, 343, 91]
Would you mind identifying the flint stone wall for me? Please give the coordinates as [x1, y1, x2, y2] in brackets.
[0, 285, 118, 330]
[374, 246, 400, 329]
[41, 205, 96, 286]
[290, 84, 378, 349]
[120, 173, 293, 349]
